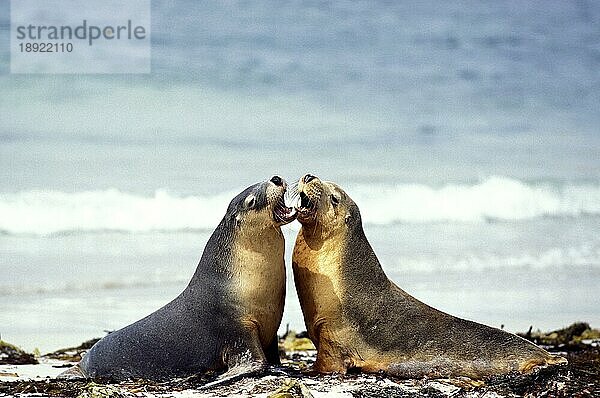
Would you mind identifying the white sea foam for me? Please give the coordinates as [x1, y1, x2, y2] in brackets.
[0, 188, 234, 235]
[350, 176, 600, 224]
[1, 177, 599, 235]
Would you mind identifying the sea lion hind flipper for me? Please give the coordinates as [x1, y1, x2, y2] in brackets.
[56, 364, 87, 380]
[519, 353, 568, 373]
[547, 354, 568, 366]
[199, 361, 266, 390]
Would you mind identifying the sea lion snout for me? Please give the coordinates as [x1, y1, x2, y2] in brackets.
[265, 176, 296, 225]
[270, 175, 285, 187]
[296, 175, 321, 222]
[303, 174, 317, 183]
[299, 173, 319, 188]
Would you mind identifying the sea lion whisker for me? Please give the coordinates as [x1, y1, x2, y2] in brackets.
[273, 211, 284, 224]
[285, 185, 300, 208]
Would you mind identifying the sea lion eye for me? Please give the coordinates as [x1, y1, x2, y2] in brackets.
[330, 194, 340, 206]
[245, 195, 256, 209]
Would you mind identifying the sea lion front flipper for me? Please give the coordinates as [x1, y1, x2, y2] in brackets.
[312, 323, 353, 374]
[200, 361, 265, 389]
[201, 326, 268, 389]
[519, 353, 568, 373]
[264, 335, 281, 365]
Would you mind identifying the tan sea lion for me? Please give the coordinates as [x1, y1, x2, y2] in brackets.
[292, 174, 566, 379]
[60, 176, 296, 382]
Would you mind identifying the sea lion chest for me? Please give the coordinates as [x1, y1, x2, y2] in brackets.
[292, 230, 347, 336]
[231, 231, 286, 347]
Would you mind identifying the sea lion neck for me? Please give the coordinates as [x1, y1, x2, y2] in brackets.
[295, 215, 391, 295]
[234, 222, 284, 261]
[189, 215, 283, 283]
[298, 217, 344, 246]
[341, 222, 390, 286]
[188, 218, 236, 284]
[295, 226, 343, 275]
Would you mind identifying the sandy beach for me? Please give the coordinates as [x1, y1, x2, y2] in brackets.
[1, 324, 599, 397]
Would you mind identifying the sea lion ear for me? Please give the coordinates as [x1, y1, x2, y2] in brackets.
[345, 214, 351, 224]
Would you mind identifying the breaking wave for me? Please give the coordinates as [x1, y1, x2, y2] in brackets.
[350, 176, 600, 224]
[1, 177, 599, 235]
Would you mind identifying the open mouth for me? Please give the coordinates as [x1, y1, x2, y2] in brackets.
[296, 191, 317, 217]
[273, 197, 297, 224]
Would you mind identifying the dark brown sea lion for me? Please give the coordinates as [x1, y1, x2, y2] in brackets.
[292, 174, 566, 379]
[60, 176, 296, 382]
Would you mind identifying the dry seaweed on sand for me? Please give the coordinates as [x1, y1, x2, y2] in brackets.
[267, 378, 314, 398]
[518, 322, 600, 350]
[0, 351, 598, 398]
[0, 379, 89, 397]
[1, 323, 599, 397]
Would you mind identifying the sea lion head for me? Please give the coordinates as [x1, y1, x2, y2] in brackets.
[295, 173, 360, 239]
[225, 175, 297, 231]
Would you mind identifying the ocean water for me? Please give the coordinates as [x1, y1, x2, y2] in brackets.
[1, 1, 600, 353]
